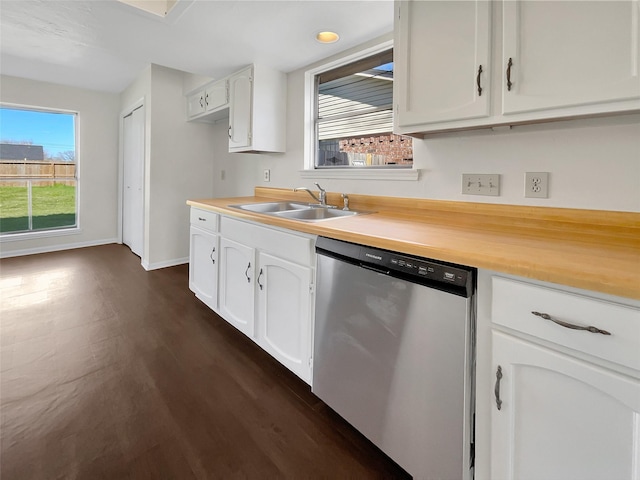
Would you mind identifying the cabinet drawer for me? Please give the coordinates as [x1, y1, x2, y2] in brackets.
[221, 216, 313, 266]
[492, 276, 640, 371]
[190, 208, 219, 233]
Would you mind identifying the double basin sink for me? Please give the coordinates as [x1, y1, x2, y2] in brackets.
[229, 201, 369, 222]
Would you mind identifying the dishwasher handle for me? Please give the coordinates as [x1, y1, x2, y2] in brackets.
[360, 263, 391, 276]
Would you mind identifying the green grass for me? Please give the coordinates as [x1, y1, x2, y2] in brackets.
[0, 183, 76, 233]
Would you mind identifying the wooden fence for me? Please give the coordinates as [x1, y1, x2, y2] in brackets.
[0, 161, 76, 186]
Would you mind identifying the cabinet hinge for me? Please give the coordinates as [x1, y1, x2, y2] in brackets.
[308, 357, 313, 368]
[309, 283, 315, 294]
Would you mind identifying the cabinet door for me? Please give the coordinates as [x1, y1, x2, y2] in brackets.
[219, 237, 255, 338]
[394, 0, 491, 128]
[257, 253, 312, 383]
[189, 227, 219, 310]
[228, 67, 253, 151]
[502, 0, 640, 115]
[187, 91, 206, 118]
[491, 331, 640, 480]
[205, 79, 228, 113]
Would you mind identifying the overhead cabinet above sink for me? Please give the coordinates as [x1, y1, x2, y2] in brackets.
[393, 0, 640, 136]
[187, 64, 287, 153]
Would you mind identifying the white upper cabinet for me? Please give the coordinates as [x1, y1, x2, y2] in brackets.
[228, 67, 253, 151]
[394, 0, 640, 135]
[228, 65, 287, 153]
[187, 90, 207, 119]
[502, 0, 640, 115]
[394, 0, 491, 128]
[186, 77, 229, 123]
[204, 79, 229, 113]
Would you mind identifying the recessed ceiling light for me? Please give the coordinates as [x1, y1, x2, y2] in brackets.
[316, 31, 340, 44]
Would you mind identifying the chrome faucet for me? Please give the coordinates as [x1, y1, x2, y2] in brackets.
[294, 182, 327, 206]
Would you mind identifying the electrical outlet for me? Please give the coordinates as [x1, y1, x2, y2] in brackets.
[462, 174, 500, 196]
[263, 169, 270, 182]
[525, 172, 549, 198]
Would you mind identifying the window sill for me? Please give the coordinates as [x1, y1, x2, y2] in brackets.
[0, 227, 81, 243]
[299, 168, 420, 181]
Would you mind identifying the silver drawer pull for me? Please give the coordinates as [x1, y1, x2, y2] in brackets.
[494, 365, 503, 411]
[531, 311, 611, 335]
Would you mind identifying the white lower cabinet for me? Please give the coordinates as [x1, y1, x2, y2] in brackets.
[206, 214, 315, 384]
[482, 274, 640, 480]
[491, 331, 640, 480]
[257, 252, 312, 382]
[189, 226, 219, 310]
[219, 237, 256, 338]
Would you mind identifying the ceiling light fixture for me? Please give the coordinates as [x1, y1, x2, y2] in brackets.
[316, 31, 340, 44]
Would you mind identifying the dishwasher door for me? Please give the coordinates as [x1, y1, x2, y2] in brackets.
[313, 250, 475, 480]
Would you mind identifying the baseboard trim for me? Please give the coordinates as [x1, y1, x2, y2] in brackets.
[0, 238, 120, 259]
[142, 257, 189, 271]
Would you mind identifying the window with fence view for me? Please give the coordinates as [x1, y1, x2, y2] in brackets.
[0, 107, 77, 235]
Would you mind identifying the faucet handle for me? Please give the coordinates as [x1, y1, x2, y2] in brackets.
[341, 193, 350, 211]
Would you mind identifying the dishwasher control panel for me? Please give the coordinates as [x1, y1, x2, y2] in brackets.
[316, 236, 475, 296]
[388, 254, 469, 288]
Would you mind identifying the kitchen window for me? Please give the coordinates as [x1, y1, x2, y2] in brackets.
[303, 41, 417, 180]
[0, 106, 78, 237]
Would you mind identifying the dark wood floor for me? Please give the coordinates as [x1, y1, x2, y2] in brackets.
[0, 244, 410, 479]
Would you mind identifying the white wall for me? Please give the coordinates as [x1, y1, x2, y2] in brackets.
[146, 64, 215, 268]
[119, 65, 216, 269]
[210, 36, 640, 213]
[0, 75, 121, 257]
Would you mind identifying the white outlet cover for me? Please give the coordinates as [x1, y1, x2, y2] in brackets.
[525, 172, 549, 198]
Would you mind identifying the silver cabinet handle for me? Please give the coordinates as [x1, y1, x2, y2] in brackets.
[257, 268, 263, 290]
[495, 365, 503, 411]
[244, 262, 251, 283]
[531, 311, 611, 335]
[228, 126, 232, 139]
[210, 247, 215, 264]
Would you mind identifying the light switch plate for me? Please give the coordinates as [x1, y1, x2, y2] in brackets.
[462, 174, 500, 196]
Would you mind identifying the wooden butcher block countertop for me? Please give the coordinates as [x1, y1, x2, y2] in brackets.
[188, 187, 640, 300]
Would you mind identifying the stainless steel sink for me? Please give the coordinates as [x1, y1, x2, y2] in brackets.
[274, 208, 359, 221]
[228, 201, 370, 222]
[229, 201, 312, 213]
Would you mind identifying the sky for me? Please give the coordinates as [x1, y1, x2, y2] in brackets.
[0, 107, 76, 157]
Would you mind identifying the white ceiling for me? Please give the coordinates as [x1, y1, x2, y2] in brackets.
[0, 0, 394, 93]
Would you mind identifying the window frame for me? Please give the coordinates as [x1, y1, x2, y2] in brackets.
[0, 103, 80, 241]
[302, 40, 419, 181]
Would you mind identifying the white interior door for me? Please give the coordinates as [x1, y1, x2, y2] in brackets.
[122, 105, 145, 257]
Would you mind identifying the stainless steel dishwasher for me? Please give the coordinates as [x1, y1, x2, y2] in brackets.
[313, 237, 476, 480]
